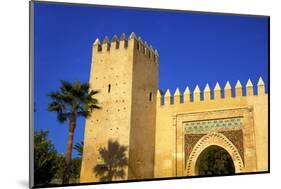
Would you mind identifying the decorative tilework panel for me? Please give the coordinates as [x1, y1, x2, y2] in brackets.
[184, 117, 243, 134]
[184, 130, 244, 167]
[184, 134, 205, 167]
[220, 130, 244, 163]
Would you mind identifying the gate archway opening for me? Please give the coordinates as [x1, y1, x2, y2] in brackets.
[195, 145, 235, 176]
[185, 132, 244, 176]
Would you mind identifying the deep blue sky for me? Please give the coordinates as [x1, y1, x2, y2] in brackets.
[34, 2, 268, 157]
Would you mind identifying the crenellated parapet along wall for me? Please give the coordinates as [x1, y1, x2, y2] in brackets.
[82, 32, 268, 181]
[154, 77, 268, 178]
[157, 77, 267, 106]
[81, 32, 159, 182]
[92, 32, 159, 65]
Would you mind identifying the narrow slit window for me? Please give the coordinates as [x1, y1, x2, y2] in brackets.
[108, 84, 111, 93]
[149, 92, 153, 101]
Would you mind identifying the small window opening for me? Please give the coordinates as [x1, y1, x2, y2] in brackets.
[149, 92, 153, 101]
[108, 84, 111, 93]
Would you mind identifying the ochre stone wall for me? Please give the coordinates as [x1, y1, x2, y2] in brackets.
[128, 36, 158, 179]
[81, 33, 268, 182]
[80, 35, 134, 182]
[154, 82, 268, 178]
[80, 33, 159, 182]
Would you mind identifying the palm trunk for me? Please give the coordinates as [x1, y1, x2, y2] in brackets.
[62, 112, 76, 184]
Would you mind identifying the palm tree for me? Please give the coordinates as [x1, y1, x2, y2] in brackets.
[48, 80, 100, 184]
[93, 140, 128, 182]
[73, 141, 84, 158]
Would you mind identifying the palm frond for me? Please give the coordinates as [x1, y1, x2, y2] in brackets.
[48, 92, 64, 101]
[73, 141, 84, 157]
[80, 82, 89, 92]
[77, 111, 90, 118]
[89, 90, 99, 96]
[47, 80, 101, 123]
[57, 113, 69, 123]
[47, 102, 65, 112]
[60, 80, 73, 93]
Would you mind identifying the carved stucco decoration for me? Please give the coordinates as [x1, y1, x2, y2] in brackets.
[185, 132, 244, 176]
[184, 118, 245, 164]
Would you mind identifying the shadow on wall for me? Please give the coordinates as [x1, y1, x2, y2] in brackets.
[93, 140, 128, 182]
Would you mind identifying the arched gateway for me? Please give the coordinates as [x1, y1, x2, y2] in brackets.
[81, 33, 268, 182]
[186, 132, 244, 176]
[195, 145, 235, 176]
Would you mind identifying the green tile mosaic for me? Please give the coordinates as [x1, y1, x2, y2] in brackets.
[184, 117, 243, 134]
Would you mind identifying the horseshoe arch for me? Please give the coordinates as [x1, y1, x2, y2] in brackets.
[185, 132, 244, 176]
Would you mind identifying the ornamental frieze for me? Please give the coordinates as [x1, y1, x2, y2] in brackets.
[184, 117, 243, 134]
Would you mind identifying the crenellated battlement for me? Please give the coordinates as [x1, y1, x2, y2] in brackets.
[83, 29, 269, 181]
[92, 32, 159, 64]
[157, 77, 267, 106]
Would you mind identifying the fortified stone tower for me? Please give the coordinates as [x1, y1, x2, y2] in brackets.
[80, 32, 159, 182]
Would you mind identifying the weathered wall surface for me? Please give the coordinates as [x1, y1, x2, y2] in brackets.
[80, 33, 159, 182]
[128, 37, 158, 179]
[80, 35, 134, 182]
[80, 33, 268, 182]
[154, 80, 268, 178]
[248, 91, 268, 171]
